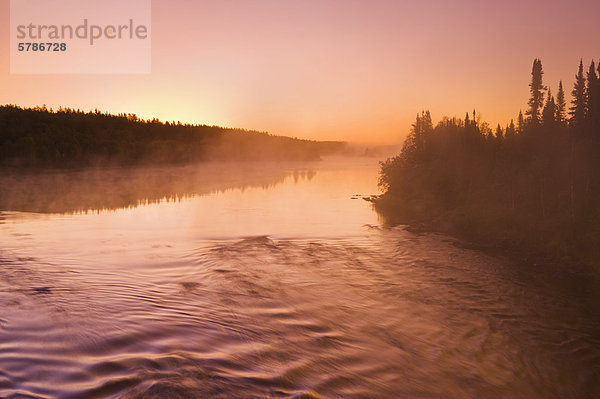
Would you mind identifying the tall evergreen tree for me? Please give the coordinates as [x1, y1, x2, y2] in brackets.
[411, 112, 431, 154]
[586, 60, 598, 120]
[495, 124, 504, 140]
[517, 110, 525, 133]
[422, 110, 433, 133]
[556, 80, 567, 125]
[569, 59, 587, 128]
[526, 59, 546, 126]
[404, 111, 433, 163]
[542, 89, 556, 127]
[506, 119, 516, 138]
[586, 60, 600, 136]
[412, 112, 421, 153]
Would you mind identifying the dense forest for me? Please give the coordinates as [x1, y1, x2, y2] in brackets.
[0, 105, 345, 168]
[377, 59, 600, 267]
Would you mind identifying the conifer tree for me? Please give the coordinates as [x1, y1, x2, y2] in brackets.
[586, 61, 597, 116]
[422, 110, 433, 133]
[404, 111, 433, 163]
[495, 124, 504, 140]
[570, 59, 587, 128]
[517, 110, 524, 133]
[410, 113, 422, 157]
[526, 59, 546, 126]
[542, 89, 556, 127]
[586, 60, 599, 130]
[506, 119, 516, 138]
[556, 80, 567, 125]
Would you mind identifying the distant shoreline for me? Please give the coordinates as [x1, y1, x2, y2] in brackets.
[0, 105, 347, 169]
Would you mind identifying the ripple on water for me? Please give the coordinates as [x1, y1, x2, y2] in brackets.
[0, 232, 599, 398]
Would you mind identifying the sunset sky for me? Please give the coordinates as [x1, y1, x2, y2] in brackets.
[1, 0, 598, 144]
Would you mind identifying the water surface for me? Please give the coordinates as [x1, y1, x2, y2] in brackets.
[1, 158, 599, 398]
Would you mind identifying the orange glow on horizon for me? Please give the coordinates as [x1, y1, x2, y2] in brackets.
[1, 0, 599, 144]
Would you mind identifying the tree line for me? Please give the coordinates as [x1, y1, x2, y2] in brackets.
[0, 105, 345, 168]
[377, 58, 600, 267]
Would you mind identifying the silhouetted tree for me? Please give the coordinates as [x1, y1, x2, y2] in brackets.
[415, 111, 433, 155]
[517, 110, 525, 133]
[526, 59, 546, 126]
[587, 60, 600, 140]
[542, 89, 556, 127]
[506, 119, 516, 139]
[556, 80, 567, 125]
[570, 59, 587, 128]
[586, 61, 598, 119]
[495, 124, 504, 140]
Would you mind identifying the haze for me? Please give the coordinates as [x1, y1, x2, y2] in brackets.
[0, 0, 598, 143]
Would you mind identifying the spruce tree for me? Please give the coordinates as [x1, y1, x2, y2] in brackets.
[406, 111, 433, 163]
[586, 60, 598, 126]
[517, 110, 525, 133]
[495, 124, 504, 140]
[422, 110, 433, 134]
[586, 60, 600, 136]
[542, 89, 556, 127]
[526, 59, 546, 126]
[506, 119, 516, 138]
[411, 113, 423, 156]
[556, 80, 567, 125]
[569, 59, 587, 128]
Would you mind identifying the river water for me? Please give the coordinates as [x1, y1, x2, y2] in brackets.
[0, 158, 599, 398]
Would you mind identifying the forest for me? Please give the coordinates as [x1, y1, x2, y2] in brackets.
[0, 105, 345, 168]
[377, 59, 600, 267]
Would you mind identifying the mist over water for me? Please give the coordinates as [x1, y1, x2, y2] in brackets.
[1, 158, 599, 398]
[0, 162, 310, 214]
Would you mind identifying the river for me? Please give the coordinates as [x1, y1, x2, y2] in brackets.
[0, 158, 599, 398]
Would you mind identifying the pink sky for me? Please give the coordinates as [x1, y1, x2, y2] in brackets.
[1, 0, 598, 144]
